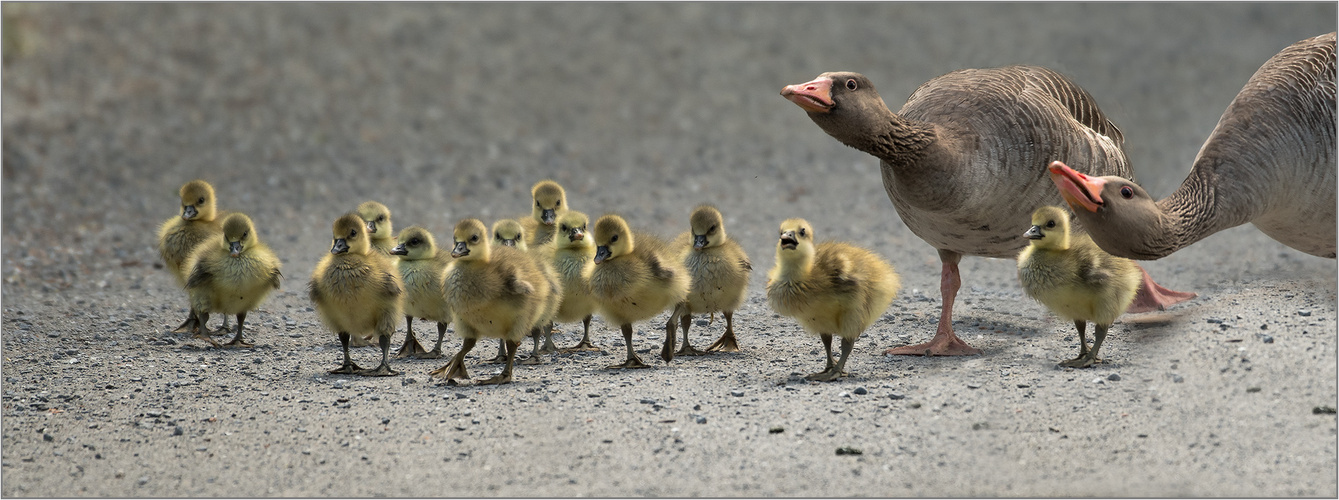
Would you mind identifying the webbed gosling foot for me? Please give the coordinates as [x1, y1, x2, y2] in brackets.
[606, 354, 650, 370]
[329, 361, 363, 375]
[358, 364, 400, 377]
[706, 331, 740, 353]
[1059, 356, 1099, 369]
[476, 372, 514, 385]
[804, 368, 846, 382]
[394, 333, 431, 359]
[222, 337, 253, 349]
[191, 333, 221, 348]
[560, 339, 602, 353]
[429, 359, 469, 380]
[675, 342, 708, 357]
[414, 347, 444, 359]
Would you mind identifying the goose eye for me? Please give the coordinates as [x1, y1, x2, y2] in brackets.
[845, 79, 857, 91]
[1046, 220, 1056, 228]
[1120, 186, 1134, 199]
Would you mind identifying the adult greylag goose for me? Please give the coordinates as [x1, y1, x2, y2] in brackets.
[1050, 32, 1337, 260]
[781, 66, 1195, 356]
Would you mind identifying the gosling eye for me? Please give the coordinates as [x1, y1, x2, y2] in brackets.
[197, 197, 205, 204]
[610, 234, 620, 243]
[1120, 186, 1134, 199]
[560, 224, 569, 232]
[536, 201, 543, 208]
[377, 216, 385, 222]
[798, 228, 807, 237]
[845, 79, 858, 91]
[1046, 220, 1056, 229]
[555, 200, 561, 207]
[348, 229, 357, 238]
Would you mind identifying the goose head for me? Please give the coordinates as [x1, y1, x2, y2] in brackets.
[220, 213, 256, 257]
[592, 214, 634, 265]
[451, 219, 491, 262]
[330, 213, 372, 256]
[391, 226, 437, 260]
[356, 201, 394, 238]
[689, 205, 727, 250]
[782, 72, 897, 148]
[1049, 160, 1166, 258]
[531, 180, 568, 226]
[178, 180, 218, 222]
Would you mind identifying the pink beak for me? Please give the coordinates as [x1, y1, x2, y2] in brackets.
[781, 77, 835, 113]
[1048, 161, 1106, 213]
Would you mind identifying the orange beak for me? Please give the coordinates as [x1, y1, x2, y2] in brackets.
[1048, 161, 1106, 213]
[781, 77, 835, 113]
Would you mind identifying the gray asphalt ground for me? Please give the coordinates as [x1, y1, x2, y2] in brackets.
[1, 3, 1336, 497]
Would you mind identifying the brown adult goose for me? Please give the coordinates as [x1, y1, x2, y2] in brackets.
[1050, 33, 1337, 260]
[782, 66, 1195, 356]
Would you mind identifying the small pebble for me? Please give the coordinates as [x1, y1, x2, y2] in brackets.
[172, 426, 183, 436]
[694, 415, 707, 424]
[835, 446, 862, 456]
[1313, 406, 1336, 415]
[137, 476, 149, 486]
[730, 390, 744, 397]
[853, 387, 868, 395]
[966, 382, 981, 389]
[1259, 334, 1274, 344]
[1171, 374, 1184, 383]
[888, 393, 905, 400]
[769, 426, 784, 434]
[1298, 309, 1312, 317]
[1107, 373, 1121, 382]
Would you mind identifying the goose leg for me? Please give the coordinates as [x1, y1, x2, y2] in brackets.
[675, 311, 707, 357]
[521, 328, 545, 365]
[190, 311, 221, 347]
[560, 315, 600, 352]
[807, 334, 847, 381]
[884, 250, 983, 356]
[607, 323, 649, 369]
[222, 312, 254, 348]
[1060, 320, 1093, 368]
[170, 308, 199, 334]
[661, 310, 678, 363]
[706, 311, 741, 352]
[483, 339, 509, 364]
[359, 334, 400, 377]
[1127, 267, 1197, 313]
[479, 339, 519, 385]
[429, 338, 475, 380]
[538, 322, 559, 354]
[395, 316, 431, 358]
[414, 321, 447, 359]
[329, 332, 362, 374]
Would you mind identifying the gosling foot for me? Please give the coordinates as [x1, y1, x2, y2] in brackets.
[1059, 356, 1099, 369]
[804, 368, 847, 382]
[559, 340, 601, 353]
[358, 364, 400, 377]
[606, 355, 650, 370]
[329, 361, 363, 375]
[706, 332, 740, 353]
[675, 343, 708, 357]
[414, 347, 444, 360]
[192, 333, 221, 348]
[394, 336, 431, 359]
[476, 372, 514, 385]
[429, 359, 469, 380]
[221, 337, 253, 349]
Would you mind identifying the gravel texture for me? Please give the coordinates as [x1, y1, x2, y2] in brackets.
[2, 3, 1336, 497]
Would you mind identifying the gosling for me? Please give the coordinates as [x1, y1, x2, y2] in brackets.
[667, 205, 752, 358]
[157, 180, 226, 333]
[182, 213, 282, 348]
[492, 218, 564, 365]
[429, 219, 552, 385]
[589, 214, 689, 369]
[1017, 206, 1142, 368]
[309, 213, 404, 377]
[389, 226, 453, 359]
[518, 180, 569, 247]
[551, 211, 600, 352]
[766, 218, 900, 382]
[356, 200, 398, 257]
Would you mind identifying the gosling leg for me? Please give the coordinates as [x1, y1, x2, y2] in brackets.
[328, 332, 362, 374]
[706, 311, 741, 352]
[358, 334, 400, 377]
[414, 321, 447, 359]
[483, 339, 509, 364]
[538, 322, 559, 354]
[521, 328, 545, 365]
[429, 338, 475, 380]
[1060, 320, 1094, 368]
[559, 315, 600, 352]
[674, 311, 707, 357]
[190, 311, 221, 347]
[221, 312, 254, 348]
[607, 323, 649, 369]
[395, 316, 431, 358]
[807, 336, 854, 382]
[479, 339, 519, 385]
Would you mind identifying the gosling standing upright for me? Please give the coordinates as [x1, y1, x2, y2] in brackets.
[666, 205, 752, 359]
[589, 214, 689, 369]
[158, 180, 227, 334]
[182, 213, 282, 348]
[389, 226, 453, 359]
[309, 213, 404, 377]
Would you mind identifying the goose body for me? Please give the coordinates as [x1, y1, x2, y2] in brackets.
[309, 213, 404, 377]
[183, 213, 282, 348]
[782, 66, 1192, 356]
[1018, 206, 1142, 368]
[766, 218, 900, 381]
[1051, 33, 1337, 260]
[389, 226, 453, 359]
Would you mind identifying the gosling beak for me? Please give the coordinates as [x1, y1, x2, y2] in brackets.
[594, 245, 612, 264]
[779, 231, 798, 250]
[451, 241, 470, 258]
[1024, 225, 1045, 240]
[498, 238, 517, 247]
[568, 227, 585, 242]
[693, 234, 709, 250]
[781, 77, 835, 113]
[229, 241, 243, 257]
[541, 209, 556, 225]
[182, 205, 199, 220]
[331, 238, 349, 254]
[365, 221, 378, 234]
[1049, 161, 1106, 213]
[389, 244, 408, 256]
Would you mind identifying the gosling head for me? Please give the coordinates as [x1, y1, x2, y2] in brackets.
[776, 218, 816, 264]
[592, 214, 634, 265]
[556, 211, 591, 249]
[330, 213, 371, 255]
[220, 213, 257, 257]
[1024, 205, 1073, 251]
[491, 219, 527, 251]
[356, 201, 393, 238]
[451, 219, 490, 262]
[531, 180, 568, 226]
[688, 205, 726, 250]
[178, 180, 218, 222]
[390, 226, 437, 260]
